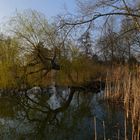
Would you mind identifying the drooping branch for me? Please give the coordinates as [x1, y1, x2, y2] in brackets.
[26, 67, 46, 75]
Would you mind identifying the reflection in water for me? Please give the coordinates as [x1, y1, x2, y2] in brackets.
[0, 86, 131, 140]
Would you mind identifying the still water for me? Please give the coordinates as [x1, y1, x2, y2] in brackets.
[0, 86, 130, 140]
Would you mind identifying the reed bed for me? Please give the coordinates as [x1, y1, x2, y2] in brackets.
[102, 66, 140, 140]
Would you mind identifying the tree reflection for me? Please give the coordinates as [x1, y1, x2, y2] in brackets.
[0, 86, 129, 140]
[13, 86, 94, 139]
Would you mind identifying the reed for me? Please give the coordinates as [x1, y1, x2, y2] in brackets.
[103, 121, 106, 140]
[103, 65, 140, 140]
[94, 116, 97, 140]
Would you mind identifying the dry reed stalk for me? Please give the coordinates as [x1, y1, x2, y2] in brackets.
[103, 66, 125, 102]
[130, 74, 140, 140]
[118, 129, 120, 140]
[103, 66, 140, 139]
[124, 116, 128, 140]
[103, 121, 106, 140]
[94, 116, 97, 140]
[124, 73, 131, 118]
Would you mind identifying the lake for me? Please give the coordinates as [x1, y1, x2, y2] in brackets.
[0, 86, 132, 140]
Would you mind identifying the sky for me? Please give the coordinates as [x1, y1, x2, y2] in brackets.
[0, 0, 76, 21]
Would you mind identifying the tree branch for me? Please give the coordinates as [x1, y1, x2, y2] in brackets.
[63, 12, 140, 26]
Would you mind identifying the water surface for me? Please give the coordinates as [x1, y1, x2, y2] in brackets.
[0, 87, 130, 140]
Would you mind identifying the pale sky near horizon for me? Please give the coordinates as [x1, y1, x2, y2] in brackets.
[0, 0, 76, 22]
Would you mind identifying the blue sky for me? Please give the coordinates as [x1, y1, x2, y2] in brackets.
[0, 0, 76, 21]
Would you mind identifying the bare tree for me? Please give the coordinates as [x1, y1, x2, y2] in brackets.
[9, 10, 61, 83]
